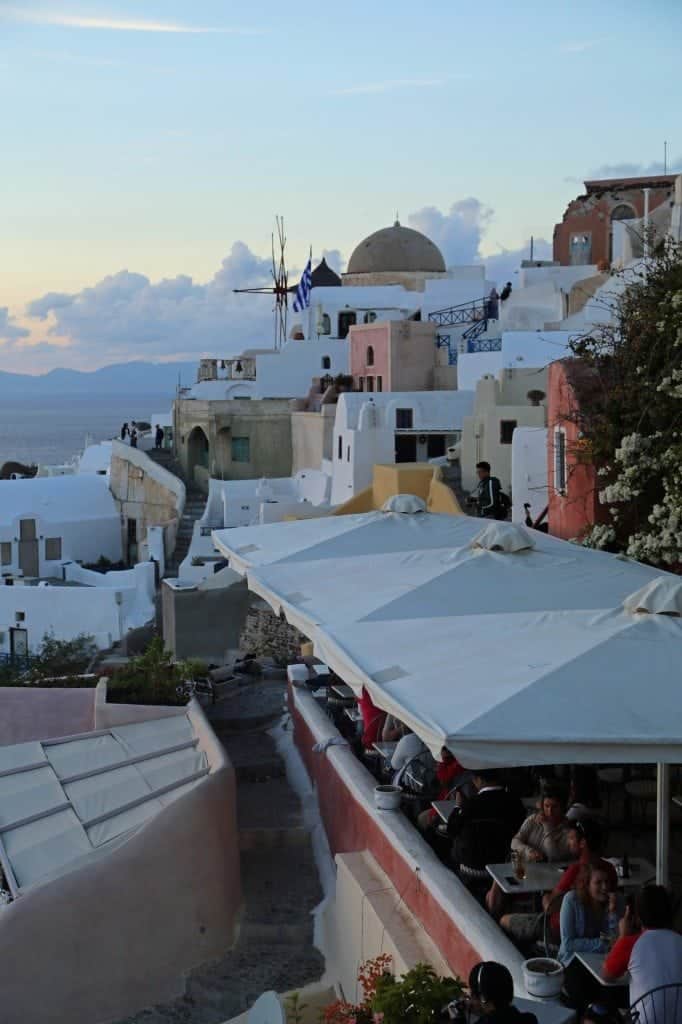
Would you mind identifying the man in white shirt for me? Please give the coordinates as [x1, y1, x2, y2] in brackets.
[390, 725, 426, 784]
[628, 886, 682, 1020]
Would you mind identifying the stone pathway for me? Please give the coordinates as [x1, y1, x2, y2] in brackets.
[115, 679, 325, 1024]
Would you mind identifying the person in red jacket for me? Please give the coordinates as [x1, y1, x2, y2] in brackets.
[416, 747, 465, 833]
[358, 686, 386, 749]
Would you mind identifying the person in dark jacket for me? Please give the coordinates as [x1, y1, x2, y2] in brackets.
[120, 422, 129, 440]
[155, 425, 164, 449]
[468, 962, 537, 1023]
[500, 281, 512, 302]
[474, 461, 503, 518]
[447, 769, 525, 875]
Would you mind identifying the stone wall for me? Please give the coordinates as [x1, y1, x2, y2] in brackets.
[291, 406, 335, 474]
[238, 601, 304, 664]
[110, 440, 185, 564]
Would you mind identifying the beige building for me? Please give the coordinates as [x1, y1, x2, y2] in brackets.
[174, 397, 293, 493]
[460, 368, 548, 493]
[110, 439, 185, 565]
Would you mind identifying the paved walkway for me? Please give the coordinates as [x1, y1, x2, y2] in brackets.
[116, 679, 325, 1023]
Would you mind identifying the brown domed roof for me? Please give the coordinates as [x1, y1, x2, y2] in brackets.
[347, 220, 446, 275]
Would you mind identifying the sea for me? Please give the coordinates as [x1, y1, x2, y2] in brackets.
[0, 393, 175, 468]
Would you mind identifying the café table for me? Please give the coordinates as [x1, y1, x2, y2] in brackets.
[571, 951, 629, 989]
[431, 799, 457, 824]
[605, 856, 656, 888]
[486, 861, 570, 896]
[330, 682, 355, 701]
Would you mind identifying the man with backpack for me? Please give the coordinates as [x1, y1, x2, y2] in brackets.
[474, 461, 510, 519]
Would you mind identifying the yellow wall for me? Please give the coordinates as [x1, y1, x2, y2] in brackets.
[333, 463, 462, 516]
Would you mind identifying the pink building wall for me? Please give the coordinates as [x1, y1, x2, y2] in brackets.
[350, 323, 391, 391]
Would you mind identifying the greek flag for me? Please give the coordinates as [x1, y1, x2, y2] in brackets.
[293, 258, 312, 312]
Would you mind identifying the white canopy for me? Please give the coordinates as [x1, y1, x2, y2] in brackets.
[214, 512, 682, 769]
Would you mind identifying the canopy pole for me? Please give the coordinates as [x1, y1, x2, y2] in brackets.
[656, 763, 670, 887]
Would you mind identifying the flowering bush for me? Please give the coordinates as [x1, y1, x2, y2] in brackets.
[570, 237, 682, 570]
[320, 957, 465, 1024]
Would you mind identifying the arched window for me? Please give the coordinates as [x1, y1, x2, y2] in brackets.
[321, 356, 331, 370]
[320, 313, 331, 335]
[367, 345, 374, 366]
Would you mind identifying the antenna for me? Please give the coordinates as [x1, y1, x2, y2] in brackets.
[664, 140, 668, 175]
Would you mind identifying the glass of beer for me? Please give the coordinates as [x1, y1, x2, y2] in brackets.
[512, 850, 526, 881]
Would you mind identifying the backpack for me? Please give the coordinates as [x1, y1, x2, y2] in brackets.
[494, 490, 511, 521]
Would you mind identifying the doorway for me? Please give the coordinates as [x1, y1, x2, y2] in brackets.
[395, 434, 417, 463]
[18, 519, 39, 577]
[10, 627, 28, 661]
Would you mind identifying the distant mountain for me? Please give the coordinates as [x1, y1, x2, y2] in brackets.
[0, 361, 198, 396]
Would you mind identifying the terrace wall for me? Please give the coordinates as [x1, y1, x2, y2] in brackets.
[289, 684, 524, 988]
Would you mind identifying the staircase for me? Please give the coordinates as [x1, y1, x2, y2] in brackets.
[114, 678, 325, 1024]
[147, 448, 207, 578]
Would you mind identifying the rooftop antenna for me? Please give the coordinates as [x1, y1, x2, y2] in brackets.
[233, 217, 291, 349]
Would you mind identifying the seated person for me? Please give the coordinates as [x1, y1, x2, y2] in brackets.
[500, 819, 616, 945]
[381, 714, 403, 743]
[390, 725, 426, 779]
[604, 884, 682, 1019]
[416, 747, 465, 833]
[447, 769, 525, 879]
[559, 864, 619, 1011]
[558, 863, 616, 964]
[467, 961, 537, 1023]
[358, 686, 386, 749]
[566, 765, 602, 822]
[511, 784, 573, 863]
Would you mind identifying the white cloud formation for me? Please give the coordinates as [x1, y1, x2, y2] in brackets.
[1, 6, 258, 33]
[25, 243, 283, 362]
[0, 307, 29, 342]
[409, 198, 494, 265]
[408, 199, 551, 283]
[20, 206, 552, 369]
[585, 157, 682, 180]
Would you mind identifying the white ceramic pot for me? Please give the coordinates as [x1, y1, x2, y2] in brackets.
[374, 784, 402, 811]
[522, 958, 564, 999]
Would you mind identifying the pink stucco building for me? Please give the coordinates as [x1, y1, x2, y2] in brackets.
[349, 320, 439, 393]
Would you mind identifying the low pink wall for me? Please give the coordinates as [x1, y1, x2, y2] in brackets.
[0, 686, 95, 746]
[289, 686, 522, 984]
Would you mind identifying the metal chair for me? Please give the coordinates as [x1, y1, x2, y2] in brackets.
[629, 983, 682, 1023]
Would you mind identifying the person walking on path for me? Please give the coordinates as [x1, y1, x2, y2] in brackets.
[155, 425, 164, 449]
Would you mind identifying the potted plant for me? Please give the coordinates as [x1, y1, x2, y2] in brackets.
[320, 956, 465, 1024]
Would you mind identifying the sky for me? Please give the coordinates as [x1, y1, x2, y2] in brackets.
[1, 0, 681, 373]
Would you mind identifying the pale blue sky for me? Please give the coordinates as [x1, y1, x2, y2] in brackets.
[1, 0, 680, 370]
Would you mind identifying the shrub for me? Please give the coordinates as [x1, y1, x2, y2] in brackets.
[107, 637, 206, 706]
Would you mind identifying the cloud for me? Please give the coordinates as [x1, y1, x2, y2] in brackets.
[483, 238, 553, 283]
[409, 200, 552, 283]
[1, 6, 258, 34]
[25, 243, 282, 363]
[409, 198, 494, 265]
[0, 307, 29, 342]
[585, 158, 682, 180]
[321, 249, 345, 274]
[20, 207, 552, 369]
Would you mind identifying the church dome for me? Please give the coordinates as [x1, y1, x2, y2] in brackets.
[347, 220, 446, 275]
